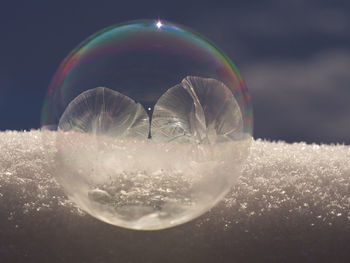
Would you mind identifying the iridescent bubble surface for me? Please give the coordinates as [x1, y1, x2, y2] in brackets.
[41, 19, 253, 230]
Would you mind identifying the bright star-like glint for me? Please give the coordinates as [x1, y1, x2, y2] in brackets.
[156, 20, 163, 29]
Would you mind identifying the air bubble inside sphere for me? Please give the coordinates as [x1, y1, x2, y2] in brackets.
[41, 20, 253, 230]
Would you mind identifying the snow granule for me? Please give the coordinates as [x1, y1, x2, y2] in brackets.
[0, 130, 349, 262]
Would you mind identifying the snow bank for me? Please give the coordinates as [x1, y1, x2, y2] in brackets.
[1, 130, 350, 262]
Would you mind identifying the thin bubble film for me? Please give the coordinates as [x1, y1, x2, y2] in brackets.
[1, 131, 350, 262]
[41, 19, 252, 134]
[152, 76, 244, 143]
[58, 87, 149, 138]
[40, 20, 252, 230]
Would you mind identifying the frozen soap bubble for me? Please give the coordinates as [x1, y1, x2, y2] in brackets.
[41, 19, 253, 230]
[58, 87, 149, 138]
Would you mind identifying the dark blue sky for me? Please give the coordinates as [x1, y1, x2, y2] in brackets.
[1, 0, 350, 144]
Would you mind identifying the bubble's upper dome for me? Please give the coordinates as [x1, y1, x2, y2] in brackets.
[41, 19, 252, 133]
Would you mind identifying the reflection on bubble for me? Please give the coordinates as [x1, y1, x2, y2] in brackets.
[42, 19, 253, 230]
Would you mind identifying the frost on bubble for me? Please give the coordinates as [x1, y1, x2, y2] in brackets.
[151, 76, 243, 144]
[58, 87, 149, 138]
[54, 78, 247, 230]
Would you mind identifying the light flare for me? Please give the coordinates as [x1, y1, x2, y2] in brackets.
[156, 20, 163, 29]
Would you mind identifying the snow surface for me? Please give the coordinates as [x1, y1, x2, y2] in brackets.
[1, 130, 350, 262]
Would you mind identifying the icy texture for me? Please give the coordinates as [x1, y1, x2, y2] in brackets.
[58, 87, 149, 138]
[54, 79, 247, 230]
[1, 130, 350, 262]
[55, 131, 245, 230]
[151, 76, 243, 143]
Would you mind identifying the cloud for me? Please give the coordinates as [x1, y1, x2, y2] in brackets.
[241, 49, 350, 143]
[188, 1, 350, 65]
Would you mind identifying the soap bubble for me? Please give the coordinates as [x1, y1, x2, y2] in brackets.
[41, 19, 253, 230]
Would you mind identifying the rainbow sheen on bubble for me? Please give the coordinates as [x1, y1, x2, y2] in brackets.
[41, 19, 253, 230]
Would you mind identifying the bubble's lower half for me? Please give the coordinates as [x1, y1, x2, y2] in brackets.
[56, 132, 250, 230]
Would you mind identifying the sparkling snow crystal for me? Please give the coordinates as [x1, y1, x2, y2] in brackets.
[0, 130, 350, 262]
